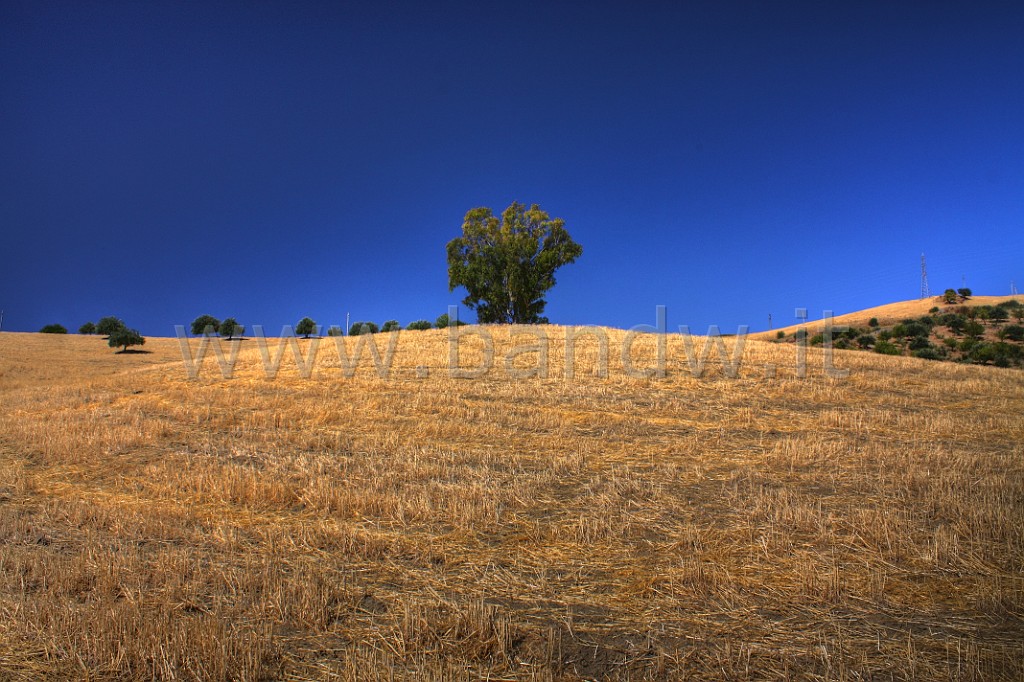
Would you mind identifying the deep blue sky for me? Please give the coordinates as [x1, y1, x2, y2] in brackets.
[2, 1, 1022, 336]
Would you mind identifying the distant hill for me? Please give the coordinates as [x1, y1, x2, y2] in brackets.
[751, 294, 1024, 339]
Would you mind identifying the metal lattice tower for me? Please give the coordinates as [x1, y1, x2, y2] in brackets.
[920, 253, 930, 299]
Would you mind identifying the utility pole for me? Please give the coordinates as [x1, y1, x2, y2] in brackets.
[768, 313, 772, 330]
[920, 253, 930, 299]
[0, 310, 4, 332]
[345, 312, 350, 336]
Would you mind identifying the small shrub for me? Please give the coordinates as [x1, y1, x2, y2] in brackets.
[878, 330, 893, 342]
[295, 317, 318, 338]
[78, 322, 96, 335]
[220, 318, 243, 340]
[435, 313, 467, 329]
[40, 324, 67, 334]
[190, 315, 221, 336]
[776, 330, 785, 339]
[914, 347, 942, 360]
[963, 320, 985, 339]
[898, 321, 930, 338]
[998, 325, 1024, 342]
[326, 326, 343, 336]
[943, 314, 966, 333]
[868, 317, 879, 328]
[943, 337, 958, 349]
[968, 343, 996, 364]
[108, 328, 145, 352]
[809, 333, 824, 346]
[857, 334, 875, 349]
[908, 336, 932, 351]
[874, 341, 901, 356]
[988, 307, 1008, 323]
[928, 306, 939, 313]
[381, 320, 401, 332]
[406, 320, 433, 331]
[349, 321, 379, 336]
[96, 316, 125, 337]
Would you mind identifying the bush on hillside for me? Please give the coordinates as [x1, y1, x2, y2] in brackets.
[349, 321, 379, 336]
[381, 320, 401, 332]
[191, 315, 221, 336]
[998, 325, 1024, 342]
[874, 341, 901, 356]
[406, 320, 433, 331]
[40, 324, 67, 334]
[220, 318, 243, 340]
[96, 317, 125, 337]
[963, 321, 985, 339]
[295, 317, 318, 338]
[988, 307, 1008, 323]
[108, 328, 145, 352]
[79, 322, 97, 335]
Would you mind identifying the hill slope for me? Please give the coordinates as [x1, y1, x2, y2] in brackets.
[1, 328, 1022, 680]
[751, 294, 1023, 339]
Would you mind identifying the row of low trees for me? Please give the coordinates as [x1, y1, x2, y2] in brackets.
[189, 315, 243, 339]
[185, 313, 469, 339]
[344, 314, 467, 336]
[942, 288, 973, 304]
[74, 316, 145, 352]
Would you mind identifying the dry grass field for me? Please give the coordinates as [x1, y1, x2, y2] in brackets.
[1, 326, 1022, 680]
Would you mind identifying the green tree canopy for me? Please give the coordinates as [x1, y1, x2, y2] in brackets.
[191, 314, 221, 336]
[96, 316, 125, 337]
[40, 323, 68, 334]
[381, 320, 401, 332]
[220, 317, 243, 340]
[295, 317, 318, 338]
[78, 322, 97, 335]
[406, 320, 432, 331]
[349, 321, 379, 336]
[446, 202, 582, 324]
[108, 327, 145, 352]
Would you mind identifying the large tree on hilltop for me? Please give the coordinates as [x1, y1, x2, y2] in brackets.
[446, 202, 582, 324]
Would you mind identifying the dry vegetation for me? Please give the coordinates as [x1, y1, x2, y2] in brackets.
[1, 327, 1022, 680]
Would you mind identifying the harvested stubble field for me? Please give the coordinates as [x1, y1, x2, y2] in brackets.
[0, 327, 1022, 680]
